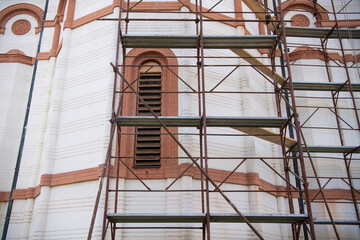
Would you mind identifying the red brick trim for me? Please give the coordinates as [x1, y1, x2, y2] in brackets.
[64, 0, 244, 30]
[45, 0, 67, 58]
[290, 14, 310, 27]
[282, 0, 360, 28]
[0, 192, 10, 202]
[0, 167, 101, 201]
[40, 167, 101, 187]
[0, 49, 35, 65]
[36, 52, 51, 60]
[234, 0, 244, 21]
[282, 0, 329, 22]
[309, 189, 360, 200]
[289, 46, 360, 64]
[119, 48, 179, 171]
[71, 4, 118, 29]
[1, 164, 358, 202]
[0, 3, 44, 34]
[186, 3, 244, 27]
[64, 0, 76, 29]
[127, 1, 181, 11]
[258, 46, 360, 64]
[11, 19, 31, 35]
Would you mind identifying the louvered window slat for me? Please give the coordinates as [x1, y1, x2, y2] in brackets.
[135, 65, 162, 167]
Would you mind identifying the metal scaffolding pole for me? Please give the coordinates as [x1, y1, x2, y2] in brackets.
[86, 0, 360, 239]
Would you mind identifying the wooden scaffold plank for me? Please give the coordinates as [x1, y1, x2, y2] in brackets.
[231, 49, 287, 86]
[232, 127, 297, 148]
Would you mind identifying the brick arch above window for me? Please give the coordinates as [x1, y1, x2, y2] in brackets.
[281, 0, 329, 22]
[120, 48, 179, 171]
[123, 48, 178, 117]
[0, 3, 44, 34]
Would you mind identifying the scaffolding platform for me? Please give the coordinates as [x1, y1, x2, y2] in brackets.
[283, 82, 360, 92]
[293, 145, 360, 154]
[313, 220, 360, 225]
[285, 27, 360, 39]
[117, 116, 288, 128]
[122, 34, 277, 49]
[107, 213, 308, 224]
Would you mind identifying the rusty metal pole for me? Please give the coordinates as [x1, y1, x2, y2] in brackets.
[113, 0, 126, 238]
[276, 0, 316, 238]
[299, 130, 340, 239]
[266, 0, 297, 238]
[271, 10, 298, 240]
[328, 0, 360, 225]
[88, 1, 125, 238]
[312, 0, 360, 226]
[198, 1, 211, 239]
[194, 1, 206, 239]
[329, 0, 360, 130]
[113, 65, 265, 240]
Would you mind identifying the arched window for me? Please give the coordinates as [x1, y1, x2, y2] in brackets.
[135, 61, 162, 167]
[119, 49, 178, 175]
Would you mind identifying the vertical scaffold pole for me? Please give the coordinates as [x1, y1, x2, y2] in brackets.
[198, 0, 211, 239]
[276, 0, 316, 239]
[194, 0, 206, 239]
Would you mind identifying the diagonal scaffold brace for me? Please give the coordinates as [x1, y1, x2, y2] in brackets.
[110, 62, 265, 240]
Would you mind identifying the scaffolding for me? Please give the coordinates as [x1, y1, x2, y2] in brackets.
[88, 0, 360, 239]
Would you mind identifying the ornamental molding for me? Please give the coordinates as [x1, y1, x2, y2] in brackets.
[0, 3, 43, 34]
[290, 14, 310, 27]
[282, 0, 329, 21]
[11, 19, 31, 35]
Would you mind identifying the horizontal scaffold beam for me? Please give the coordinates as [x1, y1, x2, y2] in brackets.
[283, 82, 360, 92]
[108, 213, 360, 225]
[314, 220, 360, 225]
[107, 213, 307, 224]
[122, 34, 277, 49]
[293, 145, 360, 154]
[285, 27, 360, 39]
[117, 116, 288, 128]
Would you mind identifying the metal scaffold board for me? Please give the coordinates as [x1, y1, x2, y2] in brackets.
[107, 213, 308, 224]
[122, 34, 277, 49]
[117, 116, 288, 128]
[293, 145, 360, 153]
[314, 220, 360, 225]
[283, 82, 360, 92]
[285, 27, 360, 39]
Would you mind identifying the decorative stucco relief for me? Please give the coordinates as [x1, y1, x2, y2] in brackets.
[0, 3, 43, 34]
[290, 14, 310, 27]
[11, 19, 31, 35]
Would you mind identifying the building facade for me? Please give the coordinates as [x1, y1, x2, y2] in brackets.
[0, 0, 359, 239]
